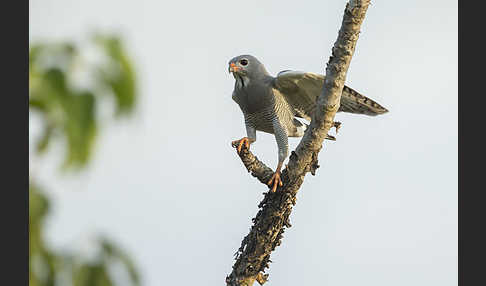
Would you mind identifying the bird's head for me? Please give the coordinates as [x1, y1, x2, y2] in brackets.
[228, 55, 269, 79]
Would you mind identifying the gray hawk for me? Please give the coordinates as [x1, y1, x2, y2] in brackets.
[229, 55, 388, 192]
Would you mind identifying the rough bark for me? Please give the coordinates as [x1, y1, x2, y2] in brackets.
[226, 1, 371, 285]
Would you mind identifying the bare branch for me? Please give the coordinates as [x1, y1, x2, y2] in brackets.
[226, 1, 371, 285]
[230, 141, 275, 185]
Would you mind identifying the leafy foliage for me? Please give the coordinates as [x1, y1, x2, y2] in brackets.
[29, 34, 141, 286]
[29, 34, 137, 169]
[29, 184, 141, 286]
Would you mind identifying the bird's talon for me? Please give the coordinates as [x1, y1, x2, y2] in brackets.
[267, 171, 282, 192]
[232, 137, 250, 153]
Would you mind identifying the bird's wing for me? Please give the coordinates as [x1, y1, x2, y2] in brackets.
[273, 71, 388, 120]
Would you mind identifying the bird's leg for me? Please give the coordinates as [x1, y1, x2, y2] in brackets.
[268, 120, 287, 192]
[267, 162, 283, 192]
[231, 137, 255, 153]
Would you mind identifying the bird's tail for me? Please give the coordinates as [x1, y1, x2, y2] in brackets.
[340, 85, 389, 116]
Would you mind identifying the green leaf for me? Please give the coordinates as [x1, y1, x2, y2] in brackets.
[29, 183, 58, 286]
[61, 91, 97, 168]
[95, 34, 137, 116]
[73, 263, 113, 286]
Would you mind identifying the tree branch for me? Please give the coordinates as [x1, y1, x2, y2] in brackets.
[230, 141, 275, 186]
[226, 1, 371, 285]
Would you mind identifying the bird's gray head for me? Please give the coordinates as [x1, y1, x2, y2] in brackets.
[228, 55, 269, 80]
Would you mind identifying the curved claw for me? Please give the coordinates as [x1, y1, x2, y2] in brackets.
[267, 170, 283, 192]
[232, 137, 250, 153]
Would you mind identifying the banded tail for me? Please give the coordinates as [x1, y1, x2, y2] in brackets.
[339, 85, 389, 116]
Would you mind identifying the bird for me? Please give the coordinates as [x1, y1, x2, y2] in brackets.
[228, 55, 388, 192]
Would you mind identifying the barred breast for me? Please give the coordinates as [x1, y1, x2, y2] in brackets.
[244, 107, 275, 134]
[273, 89, 303, 137]
[244, 90, 302, 137]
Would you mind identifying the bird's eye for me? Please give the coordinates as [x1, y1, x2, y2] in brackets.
[240, 59, 248, 66]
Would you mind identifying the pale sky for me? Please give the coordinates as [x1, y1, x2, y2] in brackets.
[29, 1, 457, 285]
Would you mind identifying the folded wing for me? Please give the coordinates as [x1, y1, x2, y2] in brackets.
[273, 71, 388, 120]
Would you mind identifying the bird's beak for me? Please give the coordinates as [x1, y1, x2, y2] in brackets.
[229, 62, 239, 74]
